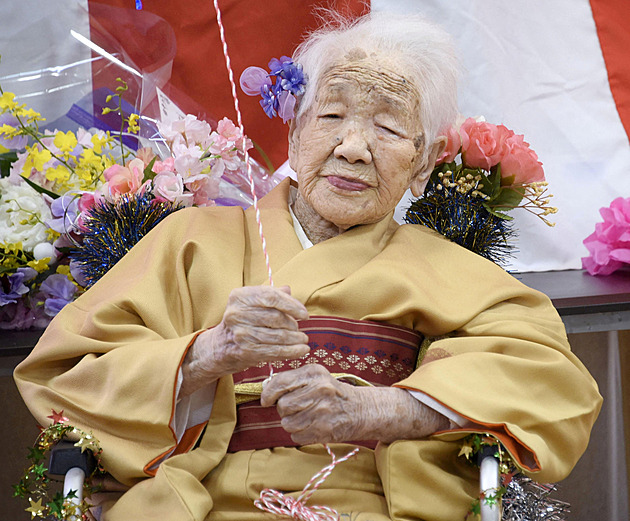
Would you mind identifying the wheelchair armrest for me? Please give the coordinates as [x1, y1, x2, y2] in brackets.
[48, 440, 97, 477]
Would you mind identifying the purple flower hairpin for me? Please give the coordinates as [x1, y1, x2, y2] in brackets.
[240, 56, 307, 123]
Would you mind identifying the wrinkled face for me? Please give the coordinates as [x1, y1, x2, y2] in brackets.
[289, 51, 441, 230]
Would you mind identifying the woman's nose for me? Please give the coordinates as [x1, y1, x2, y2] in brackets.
[334, 127, 372, 164]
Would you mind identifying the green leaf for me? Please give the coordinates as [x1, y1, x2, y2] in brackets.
[491, 185, 525, 210]
[143, 155, 158, 180]
[482, 203, 514, 221]
[252, 141, 275, 174]
[0, 151, 18, 178]
[20, 175, 59, 199]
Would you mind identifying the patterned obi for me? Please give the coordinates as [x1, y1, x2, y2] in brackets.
[228, 315, 423, 452]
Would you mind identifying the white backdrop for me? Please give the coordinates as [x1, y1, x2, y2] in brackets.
[376, 0, 630, 272]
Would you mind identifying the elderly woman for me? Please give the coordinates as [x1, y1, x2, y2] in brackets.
[15, 12, 600, 521]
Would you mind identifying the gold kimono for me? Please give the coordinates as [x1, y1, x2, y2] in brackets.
[14, 178, 602, 521]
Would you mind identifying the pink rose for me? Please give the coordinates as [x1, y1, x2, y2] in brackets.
[436, 125, 467, 165]
[153, 172, 193, 206]
[103, 158, 145, 199]
[461, 118, 512, 170]
[582, 197, 630, 275]
[500, 134, 545, 184]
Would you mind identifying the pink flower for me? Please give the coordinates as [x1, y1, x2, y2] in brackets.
[135, 147, 156, 167]
[187, 176, 220, 206]
[103, 158, 145, 199]
[153, 172, 193, 206]
[152, 157, 176, 174]
[461, 118, 512, 170]
[499, 134, 545, 184]
[582, 197, 630, 275]
[436, 125, 467, 165]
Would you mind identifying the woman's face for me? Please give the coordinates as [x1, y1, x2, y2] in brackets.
[289, 51, 443, 230]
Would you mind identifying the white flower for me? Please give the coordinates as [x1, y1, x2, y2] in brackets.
[0, 178, 53, 252]
[158, 114, 212, 147]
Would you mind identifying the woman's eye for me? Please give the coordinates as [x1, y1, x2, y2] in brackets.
[320, 113, 341, 119]
[378, 125, 400, 136]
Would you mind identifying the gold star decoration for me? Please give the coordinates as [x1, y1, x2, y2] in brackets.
[74, 432, 95, 453]
[25, 497, 45, 517]
[458, 444, 474, 459]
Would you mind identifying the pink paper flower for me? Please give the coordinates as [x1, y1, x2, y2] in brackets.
[103, 158, 145, 199]
[500, 133, 544, 184]
[460, 118, 512, 170]
[153, 172, 193, 206]
[187, 176, 220, 206]
[582, 197, 630, 275]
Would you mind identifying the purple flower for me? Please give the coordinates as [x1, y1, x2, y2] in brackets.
[240, 66, 272, 96]
[0, 268, 36, 306]
[46, 193, 80, 234]
[259, 84, 278, 119]
[0, 113, 27, 150]
[39, 274, 77, 316]
[280, 63, 306, 96]
[268, 56, 293, 76]
[277, 91, 297, 124]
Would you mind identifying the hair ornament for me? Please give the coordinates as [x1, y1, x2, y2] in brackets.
[240, 56, 307, 123]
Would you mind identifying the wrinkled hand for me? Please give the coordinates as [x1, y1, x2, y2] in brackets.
[260, 364, 450, 445]
[181, 286, 310, 397]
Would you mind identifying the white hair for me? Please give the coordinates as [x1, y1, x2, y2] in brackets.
[292, 11, 459, 144]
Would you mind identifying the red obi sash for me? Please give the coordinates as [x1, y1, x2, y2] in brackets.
[228, 315, 423, 452]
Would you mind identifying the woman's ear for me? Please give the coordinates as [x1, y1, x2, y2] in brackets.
[409, 135, 447, 197]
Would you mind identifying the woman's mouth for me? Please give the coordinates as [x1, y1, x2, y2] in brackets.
[326, 176, 370, 191]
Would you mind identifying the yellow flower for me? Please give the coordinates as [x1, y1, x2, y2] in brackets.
[0, 91, 18, 112]
[22, 146, 52, 174]
[53, 130, 78, 154]
[80, 148, 103, 169]
[15, 107, 44, 123]
[56, 264, 73, 279]
[0, 123, 20, 138]
[45, 164, 71, 184]
[127, 113, 140, 134]
[90, 132, 112, 154]
[27, 257, 50, 272]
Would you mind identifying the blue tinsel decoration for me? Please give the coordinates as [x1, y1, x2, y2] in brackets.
[405, 179, 515, 265]
[70, 191, 182, 287]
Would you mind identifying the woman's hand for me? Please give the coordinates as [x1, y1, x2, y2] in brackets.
[180, 286, 310, 397]
[260, 364, 450, 445]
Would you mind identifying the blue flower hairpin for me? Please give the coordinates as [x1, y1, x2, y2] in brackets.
[240, 56, 307, 123]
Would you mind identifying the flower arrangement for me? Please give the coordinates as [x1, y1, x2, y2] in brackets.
[405, 117, 557, 264]
[0, 78, 269, 330]
[240, 56, 307, 122]
[581, 197, 630, 276]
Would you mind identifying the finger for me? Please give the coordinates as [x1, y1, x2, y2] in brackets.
[226, 306, 302, 330]
[261, 375, 307, 407]
[233, 325, 309, 348]
[230, 286, 308, 320]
